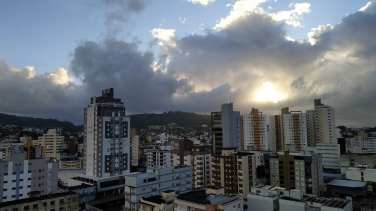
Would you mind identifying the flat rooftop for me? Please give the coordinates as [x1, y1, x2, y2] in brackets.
[328, 180, 366, 188]
[0, 192, 77, 208]
[176, 189, 240, 206]
[126, 172, 156, 178]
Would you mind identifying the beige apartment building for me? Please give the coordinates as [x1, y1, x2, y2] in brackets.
[171, 139, 211, 188]
[241, 108, 268, 151]
[306, 99, 337, 146]
[59, 158, 83, 169]
[211, 148, 256, 198]
[38, 129, 63, 160]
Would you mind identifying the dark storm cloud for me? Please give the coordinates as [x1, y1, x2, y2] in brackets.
[70, 39, 190, 113]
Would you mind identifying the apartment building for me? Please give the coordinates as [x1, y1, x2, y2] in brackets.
[147, 149, 171, 168]
[340, 153, 376, 168]
[124, 166, 192, 211]
[269, 114, 283, 151]
[83, 88, 130, 178]
[241, 108, 269, 151]
[175, 187, 243, 211]
[346, 167, 376, 182]
[58, 158, 83, 170]
[0, 146, 58, 203]
[131, 134, 140, 168]
[264, 151, 324, 196]
[138, 190, 174, 211]
[211, 103, 241, 154]
[304, 143, 341, 170]
[211, 148, 256, 198]
[38, 129, 63, 160]
[282, 109, 307, 151]
[170, 139, 211, 188]
[306, 99, 337, 146]
[22, 140, 46, 159]
[345, 132, 376, 153]
[0, 191, 79, 211]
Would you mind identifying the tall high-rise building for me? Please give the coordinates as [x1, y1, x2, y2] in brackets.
[241, 108, 268, 151]
[211, 148, 256, 198]
[306, 99, 337, 146]
[269, 114, 283, 152]
[282, 109, 307, 151]
[38, 129, 63, 160]
[83, 88, 130, 178]
[211, 103, 241, 154]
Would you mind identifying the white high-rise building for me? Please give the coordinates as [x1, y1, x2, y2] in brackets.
[306, 99, 337, 146]
[241, 108, 269, 151]
[211, 103, 241, 154]
[83, 88, 130, 178]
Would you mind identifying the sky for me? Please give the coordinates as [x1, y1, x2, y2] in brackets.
[0, 0, 375, 127]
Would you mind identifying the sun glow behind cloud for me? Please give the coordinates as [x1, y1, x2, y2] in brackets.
[256, 82, 285, 103]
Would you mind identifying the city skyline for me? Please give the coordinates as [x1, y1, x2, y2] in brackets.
[1, 0, 376, 127]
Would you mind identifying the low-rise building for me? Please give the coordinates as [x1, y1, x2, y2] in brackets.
[346, 167, 376, 182]
[59, 158, 83, 170]
[147, 149, 171, 168]
[174, 187, 243, 211]
[247, 185, 352, 211]
[0, 146, 58, 203]
[340, 153, 376, 168]
[38, 129, 64, 160]
[138, 190, 175, 211]
[124, 166, 192, 211]
[327, 180, 366, 199]
[304, 143, 340, 170]
[0, 191, 80, 211]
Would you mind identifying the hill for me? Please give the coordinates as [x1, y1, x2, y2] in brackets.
[0, 111, 211, 132]
[0, 113, 82, 132]
[130, 111, 211, 130]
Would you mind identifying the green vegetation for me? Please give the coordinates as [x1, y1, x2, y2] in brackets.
[0, 113, 82, 132]
[130, 111, 211, 130]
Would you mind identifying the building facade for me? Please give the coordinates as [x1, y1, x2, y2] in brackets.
[306, 99, 337, 147]
[211, 103, 241, 154]
[211, 148, 256, 198]
[269, 114, 283, 152]
[282, 110, 307, 151]
[175, 187, 243, 211]
[124, 166, 192, 211]
[0, 192, 79, 211]
[170, 139, 211, 188]
[59, 158, 83, 170]
[0, 146, 58, 203]
[340, 154, 376, 168]
[241, 108, 269, 151]
[304, 143, 341, 170]
[38, 129, 63, 160]
[83, 88, 130, 178]
[131, 134, 139, 168]
[147, 149, 171, 168]
[264, 151, 324, 196]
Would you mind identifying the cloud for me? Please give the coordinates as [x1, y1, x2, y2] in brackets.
[2, 0, 376, 127]
[100, 0, 150, 35]
[179, 17, 186, 24]
[47, 67, 73, 85]
[187, 0, 215, 6]
[214, 0, 310, 30]
[150, 28, 177, 47]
